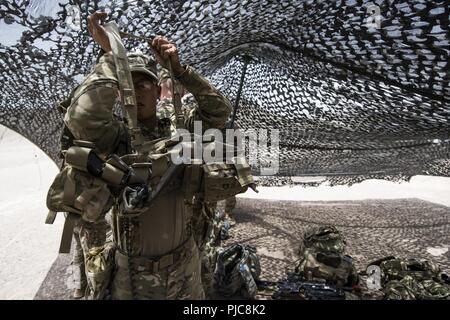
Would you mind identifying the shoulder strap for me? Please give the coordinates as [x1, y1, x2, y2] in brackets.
[58, 212, 79, 253]
[103, 22, 144, 153]
[167, 62, 185, 129]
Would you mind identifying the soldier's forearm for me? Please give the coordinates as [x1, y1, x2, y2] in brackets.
[176, 65, 216, 96]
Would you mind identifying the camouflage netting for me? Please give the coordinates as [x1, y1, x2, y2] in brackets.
[0, 0, 449, 186]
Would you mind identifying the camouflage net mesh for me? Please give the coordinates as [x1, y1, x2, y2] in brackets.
[0, 0, 449, 186]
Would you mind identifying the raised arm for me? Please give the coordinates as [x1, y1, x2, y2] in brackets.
[150, 36, 232, 131]
[64, 12, 121, 157]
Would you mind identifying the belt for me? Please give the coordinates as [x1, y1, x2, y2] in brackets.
[115, 236, 194, 273]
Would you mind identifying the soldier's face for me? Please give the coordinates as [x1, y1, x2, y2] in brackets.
[132, 72, 159, 121]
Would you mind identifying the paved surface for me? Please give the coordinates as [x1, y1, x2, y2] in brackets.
[35, 197, 450, 300]
[0, 125, 62, 300]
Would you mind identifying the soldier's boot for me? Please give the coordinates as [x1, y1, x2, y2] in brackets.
[73, 288, 85, 299]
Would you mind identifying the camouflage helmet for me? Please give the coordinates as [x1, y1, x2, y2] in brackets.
[127, 52, 158, 83]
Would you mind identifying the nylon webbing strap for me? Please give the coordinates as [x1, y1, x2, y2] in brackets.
[167, 62, 185, 130]
[74, 189, 97, 211]
[63, 171, 76, 206]
[59, 213, 78, 254]
[45, 210, 57, 224]
[104, 22, 144, 152]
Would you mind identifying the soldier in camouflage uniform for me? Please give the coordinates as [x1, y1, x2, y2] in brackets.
[63, 11, 232, 299]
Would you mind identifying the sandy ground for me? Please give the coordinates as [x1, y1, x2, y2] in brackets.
[0, 125, 62, 299]
[1, 124, 450, 299]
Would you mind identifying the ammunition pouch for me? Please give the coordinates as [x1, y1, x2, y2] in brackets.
[142, 133, 256, 203]
[47, 165, 113, 223]
[202, 155, 255, 202]
[46, 142, 141, 221]
[65, 144, 128, 186]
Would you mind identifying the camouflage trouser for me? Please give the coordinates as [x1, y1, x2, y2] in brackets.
[224, 196, 236, 214]
[196, 203, 223, 298]
[203, 197, 236, 216]
[201, 241, 220, 298]
[69, 214, 109, 291]
[111, 236, 205, 300]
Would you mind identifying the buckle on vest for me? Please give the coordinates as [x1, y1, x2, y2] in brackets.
[144, 254, 175, 273]
[159, 254, 174, 270]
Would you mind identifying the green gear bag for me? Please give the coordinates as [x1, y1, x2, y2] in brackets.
[300, 226, 346, 254]
[296, 226, 359, 288]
